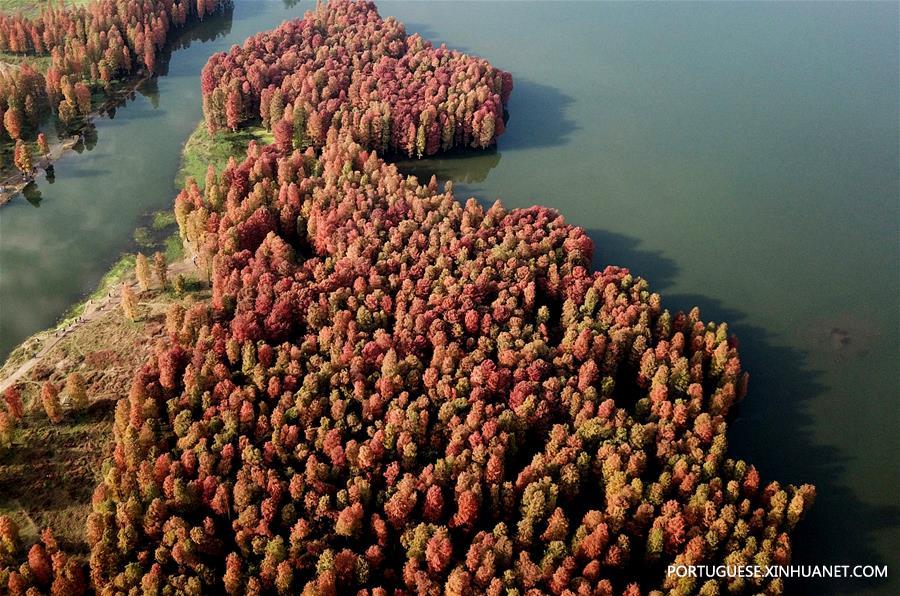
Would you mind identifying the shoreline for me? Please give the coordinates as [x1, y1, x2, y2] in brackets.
[0, 117, 260, 378]
[0, 72, 153, 207]
[0, 255, 198, 395]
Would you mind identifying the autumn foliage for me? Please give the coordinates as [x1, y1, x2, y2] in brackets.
[0, 0, 231, 138]
[0, 2, 813, 593]
[40, 381, 61, 424]
[75, 124, 816, 594]
[201, 0, 512, 157]
[3, 386, 23, 420]
[0, 520, 88, 595]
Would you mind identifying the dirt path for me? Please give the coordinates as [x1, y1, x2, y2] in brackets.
[0, 258, 196, 394]
[0, 281, 134, 394]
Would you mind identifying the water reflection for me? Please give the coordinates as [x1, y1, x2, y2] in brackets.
[138, 77, 161, 109]
[2, 5, 235, 194]
[83, 124, 98, 151]
[70, 123, 98, 154]
[394, 147, 502, 185]
[161, 3, 235, 63]
[21, 182, 42, 207]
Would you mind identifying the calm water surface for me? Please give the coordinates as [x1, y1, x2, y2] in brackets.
[1, 2, 897, 594]
[0, 1, 306, 356]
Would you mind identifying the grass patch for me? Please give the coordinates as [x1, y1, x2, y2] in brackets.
[0, 401, 115, 552]
[152, 210, 177, 230]
[0, 0, 91, 18]
[59, 253, 135, 324]
[0, 52, 52, 72]
[164, 232, 184, 262]
[177, 121, 273, 188]
[84, 254, 135, 305]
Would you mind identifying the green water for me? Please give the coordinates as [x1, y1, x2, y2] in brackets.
[0, 1, 300, 353]
[1, 2, 897, 593]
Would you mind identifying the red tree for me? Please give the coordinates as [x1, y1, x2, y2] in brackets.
[225, 90, 242, 132]
[37, 132, 50, 157]
[3, 106, 22, 140]
[272, 117, 293, 153]
[3, 386, 24, 420]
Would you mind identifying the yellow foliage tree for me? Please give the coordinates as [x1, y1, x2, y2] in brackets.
[135, 253, 151, 293]
[153, 251, 168, 288]
[41, 381, 62, 424]
[0, 410, 13, 448]
[121, 283, 138, 321]
[65, 372, 88, 410]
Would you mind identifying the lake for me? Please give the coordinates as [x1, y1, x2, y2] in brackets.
[0, 2, 897, 593]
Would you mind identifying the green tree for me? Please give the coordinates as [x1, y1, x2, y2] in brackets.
[269, 89, 285, 130]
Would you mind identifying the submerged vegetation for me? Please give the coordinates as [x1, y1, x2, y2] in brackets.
[0, 1, 815, 594]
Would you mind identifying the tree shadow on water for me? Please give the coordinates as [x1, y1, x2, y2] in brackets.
[500, 78, 578, 151]
[157, 4, 235, 74]
[136, 77, 161, 109]
[401, 23, 486, 57]
[586, 228, 679, 292]
[585, 227, 896, 594]
[664, 292, 898, 595]
[403, 22, 441, 43]
[393, 147, 502, 186]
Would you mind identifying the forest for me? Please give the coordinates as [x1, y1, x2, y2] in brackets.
[0, 1, 815, 595]
[200, 0, 512, 157]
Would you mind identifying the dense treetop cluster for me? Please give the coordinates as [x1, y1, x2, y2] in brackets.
[201, 0, 513, 157]
[0, 520, 88, 594]
[0, 0, 230, 137]
[0, 2, 813, 594]
[72, 125, 814, 594]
